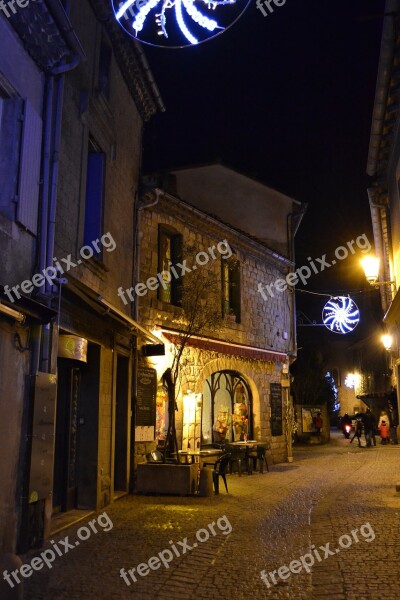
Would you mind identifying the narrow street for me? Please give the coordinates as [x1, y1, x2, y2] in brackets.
[24, 433, 400, 600]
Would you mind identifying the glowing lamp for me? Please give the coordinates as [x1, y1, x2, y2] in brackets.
[382, 334, 393, 351]
[360, 256, 380, 285]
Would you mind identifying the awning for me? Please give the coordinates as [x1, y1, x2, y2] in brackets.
[63, 277, 161, 345]
[161, 329, 286, 363]
[0, 286, 57, 323]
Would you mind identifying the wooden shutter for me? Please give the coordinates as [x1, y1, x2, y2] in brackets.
[16, 100, 42, 235]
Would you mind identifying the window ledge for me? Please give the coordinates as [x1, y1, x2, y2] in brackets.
[81, 256, 109, 279]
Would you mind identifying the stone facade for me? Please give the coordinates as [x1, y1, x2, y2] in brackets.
[135, 180, 301, 465]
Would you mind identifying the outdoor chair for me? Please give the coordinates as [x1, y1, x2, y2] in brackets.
[248, 444, 269, 473]
[212, 453, 231, 495]
[227, 445, 252, 476]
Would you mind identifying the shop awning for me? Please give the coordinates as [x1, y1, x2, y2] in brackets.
[161, 329, 286, 362]
[0, 286, 57, 323]
[63, 276, 161, 345]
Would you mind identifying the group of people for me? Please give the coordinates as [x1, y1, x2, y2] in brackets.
[342, 402, 399, 448]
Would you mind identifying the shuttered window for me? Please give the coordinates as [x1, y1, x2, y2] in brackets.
[16, 100, 43, 235]
[84, 138, 105, 253]
[158, 226, 183, 306]
[222, 257, 241, 323]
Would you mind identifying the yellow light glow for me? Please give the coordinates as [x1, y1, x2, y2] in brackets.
[360, 255, 380, 285]
[344, 373, 360, 390]
[382, 334, 393, 351]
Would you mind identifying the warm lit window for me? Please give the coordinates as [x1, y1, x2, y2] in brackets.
[222, 256, 241, 323]
[158, 226, 183, 305]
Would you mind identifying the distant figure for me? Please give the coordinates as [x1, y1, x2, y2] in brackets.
[388, 390, 399, 445]
[314, 412, 323, 437]
[350, 419, 363, 447]
[379, 420, 390, 445]
[362, 409, 376, 448]
[378, 410, 390, 429]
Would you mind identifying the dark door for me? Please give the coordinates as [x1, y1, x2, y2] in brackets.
[114, 355, 129, 493]
[53, 361, 81, 512]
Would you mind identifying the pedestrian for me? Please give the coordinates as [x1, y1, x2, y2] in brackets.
[350, 419, 363, 447]
[379, 419, 390, 444]
[387, 390, 399, 445]
[314, 412, 323, 437]
[378, 410, 390, 429]
[362, 409, 376, 447]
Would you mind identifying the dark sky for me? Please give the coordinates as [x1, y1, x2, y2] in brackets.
[142, 0, 386, 329]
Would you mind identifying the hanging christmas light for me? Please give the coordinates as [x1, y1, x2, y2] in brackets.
[112, 0, 250, 48]
[322, 296, 360, 334]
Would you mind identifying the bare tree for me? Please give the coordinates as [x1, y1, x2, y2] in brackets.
[162, 243, 223, 461]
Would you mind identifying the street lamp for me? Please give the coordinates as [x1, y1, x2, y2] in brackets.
[382, 334, 393, 351]
[360, 255, 395, 287]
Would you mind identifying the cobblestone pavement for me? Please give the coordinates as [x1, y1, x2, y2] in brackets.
[22, 432, 400, 600]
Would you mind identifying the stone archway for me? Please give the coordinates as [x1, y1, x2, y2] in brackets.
[193, 356, 262, 443]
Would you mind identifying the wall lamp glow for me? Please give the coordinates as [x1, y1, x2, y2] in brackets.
[360, 255, 395, 287]
[382, 334, 393, 351]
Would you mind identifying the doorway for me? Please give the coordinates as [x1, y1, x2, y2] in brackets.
[53, 360, 81, 512]
[114, 355, 130, 495]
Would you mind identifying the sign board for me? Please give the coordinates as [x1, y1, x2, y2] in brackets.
[136, 367, 157, 427]
[270, 382, 283, 437]
[29, 372, 57, 502]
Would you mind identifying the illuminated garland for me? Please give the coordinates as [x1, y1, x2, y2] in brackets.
[322, 296, 360, 335]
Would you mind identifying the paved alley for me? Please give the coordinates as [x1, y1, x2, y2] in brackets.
[23, 433, 400, 600]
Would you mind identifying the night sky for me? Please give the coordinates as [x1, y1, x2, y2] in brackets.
[143, 0, 386, 333]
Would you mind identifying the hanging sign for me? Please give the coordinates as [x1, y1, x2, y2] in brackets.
[112, 0, 251, 48]
[322, 296, 360, 335]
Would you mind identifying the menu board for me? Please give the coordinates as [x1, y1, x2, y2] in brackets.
[136, 367, 157, 426]
[270, 382, 283, 437]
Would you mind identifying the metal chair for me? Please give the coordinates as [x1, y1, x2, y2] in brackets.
[227, 445, 252, 476]
[212, 453, 231, 494]
[249, 444, 269, 473]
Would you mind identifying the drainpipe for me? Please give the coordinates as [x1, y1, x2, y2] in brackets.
[39, 0, 85, 373]
[287, 204, 307, 360]
[19, 0, 85, 554]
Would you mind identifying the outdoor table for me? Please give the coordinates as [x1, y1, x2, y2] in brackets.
[227, 441, 258, 475]
[178, 449, 222, 466]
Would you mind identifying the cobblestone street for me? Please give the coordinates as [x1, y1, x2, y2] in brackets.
[23, 432, 400, 600]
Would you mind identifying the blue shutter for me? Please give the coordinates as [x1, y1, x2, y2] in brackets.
[17, 100, 42, 235]
[84, 152, 105, 245]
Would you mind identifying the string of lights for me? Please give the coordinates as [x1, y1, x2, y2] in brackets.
[296, 288, 376, 298]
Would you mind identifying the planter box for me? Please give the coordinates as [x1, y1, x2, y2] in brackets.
[136, 463, 199, 496]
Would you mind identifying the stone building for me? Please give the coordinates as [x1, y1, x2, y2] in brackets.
[132, 164, 304, 467]
[0, 0, 163, 563]
[365, 0, 400, 423]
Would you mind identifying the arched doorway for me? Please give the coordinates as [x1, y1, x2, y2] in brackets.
[201, 370, 252, 444]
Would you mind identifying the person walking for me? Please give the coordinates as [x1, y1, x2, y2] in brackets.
[350, 418, 363, 447]
[388, 390, 399, 445]
[379, 419, 390, 444]
[314, 412, 323, 437]
[362, 409, 376, 447]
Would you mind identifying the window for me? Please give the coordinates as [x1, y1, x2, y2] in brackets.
[84, 137, 105, 256]
[222, 255, 241, 323]
[158, 226, 183, 306]
[0, 89, 41, 235]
